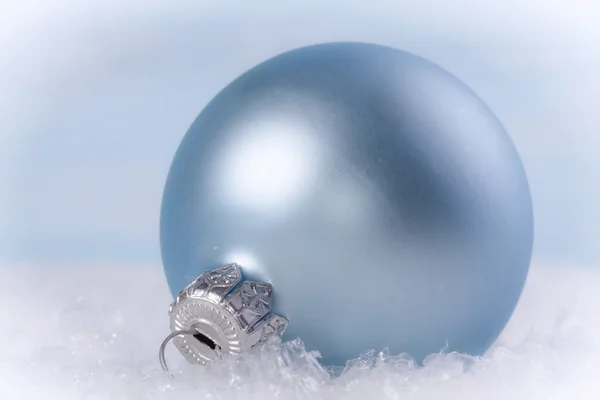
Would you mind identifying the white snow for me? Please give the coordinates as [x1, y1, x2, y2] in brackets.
[1, 261, 599, 399]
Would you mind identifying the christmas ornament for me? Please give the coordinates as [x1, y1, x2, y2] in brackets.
[159, 42, 534, 368]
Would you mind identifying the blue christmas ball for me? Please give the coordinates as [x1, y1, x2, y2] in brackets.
[160, 42, 533, 366]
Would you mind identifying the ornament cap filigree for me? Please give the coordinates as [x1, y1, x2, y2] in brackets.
[159, 263, 288, 371]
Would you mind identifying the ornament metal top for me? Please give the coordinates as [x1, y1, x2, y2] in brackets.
[159, 263, 288, 371]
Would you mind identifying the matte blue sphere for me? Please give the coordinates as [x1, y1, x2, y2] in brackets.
[160, 42, 533, 366]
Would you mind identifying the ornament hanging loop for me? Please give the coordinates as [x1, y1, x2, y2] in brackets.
[159, 329, 200, 372]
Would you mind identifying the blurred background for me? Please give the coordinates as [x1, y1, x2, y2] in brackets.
[1, 1, 599, 399]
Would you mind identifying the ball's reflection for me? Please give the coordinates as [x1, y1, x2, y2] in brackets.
[160, 42, 534, 366]
[211, 117, 324, 217]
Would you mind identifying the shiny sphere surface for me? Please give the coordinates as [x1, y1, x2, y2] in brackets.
[160, 42, 534, 366]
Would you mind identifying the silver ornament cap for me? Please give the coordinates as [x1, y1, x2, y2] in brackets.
[159, 263, 289, 371]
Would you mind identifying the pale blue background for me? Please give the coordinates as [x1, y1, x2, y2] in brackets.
[0, 0, 598, 267]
